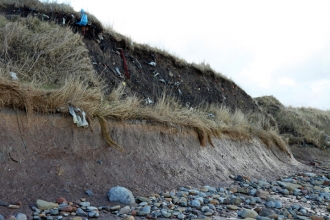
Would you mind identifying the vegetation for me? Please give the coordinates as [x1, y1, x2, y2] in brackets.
[0, 1, 291, 154]
[255, 96, 330, 149]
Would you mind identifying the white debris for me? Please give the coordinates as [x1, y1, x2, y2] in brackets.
[208, 113, 215, 118]
[148, 62, 156, 66]
[9, 72, 18, 80]
[68, 106, 88, 128]
[62, 18, 66, 25]
[145, 98, 153, 105]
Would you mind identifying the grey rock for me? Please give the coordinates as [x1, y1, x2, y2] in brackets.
[136, 196, 150, 203]
[0, 201, 8, 206]
[274, 201, 282, 209]
[266, 201, 275, 208]
[119, 206, 131, 215]
[191, 200, 200, 208]
[15, 213, 27, 220]
[241, 209, 258, 218]
[256, 217, 272, 220]
[142, 206, 151, 214]
[79, 202, 90, 207]
[0, 214, 4, 220]
[108, 186, 135, 205]
[259, 208, 276, 217]
[76, 208, 87, 216]
[88, 211, 99, 218]
[85, 190, 93, 196]
[282, 189, 289, 195]
[178, 213, 185, 219]
[304, 172, 316, 177]
[50, 209, 59, 215]
[46, 216, 53, 220]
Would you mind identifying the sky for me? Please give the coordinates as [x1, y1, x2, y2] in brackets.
[52, 0, 330, 110]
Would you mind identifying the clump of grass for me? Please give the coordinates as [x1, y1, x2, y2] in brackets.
[0, 16, 98, 87]
[255, 96, 330, 149]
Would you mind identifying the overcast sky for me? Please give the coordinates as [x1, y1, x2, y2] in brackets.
[53, 0, 330, 110]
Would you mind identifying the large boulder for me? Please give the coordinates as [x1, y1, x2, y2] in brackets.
[107, 186, 135, 205]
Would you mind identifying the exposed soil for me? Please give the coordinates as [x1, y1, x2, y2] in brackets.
[0, 109, 310, 218]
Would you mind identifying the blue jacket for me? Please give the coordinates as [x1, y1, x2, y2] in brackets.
[77, 13, 88, 26]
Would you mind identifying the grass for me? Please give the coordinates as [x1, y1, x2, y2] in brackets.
[255, 96, 330, 149]
[0, 1, 292, 154]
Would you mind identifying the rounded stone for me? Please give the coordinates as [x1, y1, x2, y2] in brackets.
[108, 186, 135, 205]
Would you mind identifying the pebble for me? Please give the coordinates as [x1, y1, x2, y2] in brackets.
[3, 160, 330, 220]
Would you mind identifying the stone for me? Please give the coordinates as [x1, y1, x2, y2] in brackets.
[304, 172, 316, 177]
[15, 213, 27, 220]
[108, 186, 135, 205]
[136, 196, 150, 203]
[88, 211, 99, 218]
[110, 205, 121, 211]
[56, 197, 67, 204]
[36, 200, 59, 210]
[123, 216, 135, 220]
[76, 208, 86, 216]
[241, 209, 258, 218]
[79, 202, 90, 207]
[310, 216, 325, 220]
[274, 201, 282, 209]
[0, 214, 4, 220]
[277, 181, 302, 191]
[119, 206, 131, 215]
[326, 204, 330, 210]
[0, 202, 8, 206]
[256, 217, 272, 220]
[227, 205, 238, 210]
[60, 205, 73, 212]
[259, 208, 276, 217]
[255, 190, 269, 199]
[72, 217, 82, 220]
[191, 200, 200, 208]
[266, 201, 275, 208]
[238, 188, 250, 194]
[178, 213, 185, 219]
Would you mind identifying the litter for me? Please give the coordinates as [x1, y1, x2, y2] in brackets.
[68, 106, 88, 128]
[208, 113, 215, 118]
[159, 79, 166, 83]
[178, 89, 182, 95]
[9, 72, 18, 80]
[115, 67, 124, 78]
[153, 71, 159, 77]
[148, 62, 156, 66]
[62, 18, 66, 25]
[145, 98, 153, 104]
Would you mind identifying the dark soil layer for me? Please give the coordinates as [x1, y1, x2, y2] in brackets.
[1, 4, 260, 114]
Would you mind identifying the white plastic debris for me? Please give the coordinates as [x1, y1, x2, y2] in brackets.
[148, 62, 156, 66]
[145, 98, 153, 104]
[68, 106, 88, 128]
[9, 72, 18, 80]
[62, 18, 66, 25]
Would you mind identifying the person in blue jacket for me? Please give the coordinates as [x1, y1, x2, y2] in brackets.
[76, 9, 88, 35]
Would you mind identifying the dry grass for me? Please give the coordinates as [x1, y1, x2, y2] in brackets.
[255, 96, 330, 149]
[0, 1, 291, 154]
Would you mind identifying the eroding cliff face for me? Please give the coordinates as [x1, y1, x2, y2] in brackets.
[0, 109, 307, 205]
